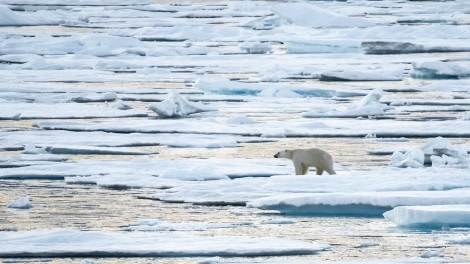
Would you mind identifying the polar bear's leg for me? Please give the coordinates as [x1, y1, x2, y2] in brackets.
[325, 167, 336, 175]
[315, 167, 324, 175]
[301, 164, 309, 175]
[294, 161, 303, 175]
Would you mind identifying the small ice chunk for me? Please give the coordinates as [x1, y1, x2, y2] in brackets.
[71, 92, 117, 103]
[421, 248, 445, 258]
[11, 113, 21, 121]
[390, 137, 468, 168]
[239, 42, 271, 54]
[389, 149, 424, 168]
[112, 99, 133, 110]
[7, 196, 32, 209]
[303, 88, 388, 118]
[411, 61, 468, 79]
[463, 111, 470, 121]
[148, 91, 213, 118]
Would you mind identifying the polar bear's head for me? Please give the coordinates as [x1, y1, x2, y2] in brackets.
[274, 149, 293, 159]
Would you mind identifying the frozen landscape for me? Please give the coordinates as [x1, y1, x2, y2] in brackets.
[1, 0, 470, 263]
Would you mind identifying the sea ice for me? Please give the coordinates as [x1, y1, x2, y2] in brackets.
[389, 137, 469, 168]
[148, 91, 213, 118]
[271, 3, 372, 28]
[0, 229, 329, 257]
[155, 166, 470, 214]
[160, 165, 229, 181]
[303, 88, 389, 118]
[125, 219, 251, 232]
[6, 196, 32, 209]
[384, 205, 470, 228]
[0, 5, 62, 26]
[248, 190, 470, 217]
[239, 42, 271, 54]
[0, 103, 147, 119]
[319, 71, 402, 82]
[70, 92, 117, 103]
[411, 61, 470, 79]
[361, 41, 470, 55]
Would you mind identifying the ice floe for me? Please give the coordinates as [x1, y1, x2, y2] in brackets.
[271, 3, 372, 28]
[384, 205, 470, 228]
[303, 88, 389, 118]
[0, 103, 147, 119]
[0, 158, 289, 181]
[0, 229, 329, 257]
[362, 41, 470, 55]
[33, 118, 470, 138]
[125, 219, 251, 232]
[148, 91, 213, 118]
[0, 5, 63, 26]
[0, 130, 248, 152]
[154, 166, 470, 214]
[6, 196, 32, 209]
[248, 189, 470, 217]
[411, 61, 470, 80]
[389, 137, 469, 168]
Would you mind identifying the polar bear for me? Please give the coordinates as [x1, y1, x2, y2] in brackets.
[274, 148, 336, 175]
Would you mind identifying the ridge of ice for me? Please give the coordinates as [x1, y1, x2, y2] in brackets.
[390, 137, 468, 168]
[303, 88, 389, 118]
[148, 91, 213, 118]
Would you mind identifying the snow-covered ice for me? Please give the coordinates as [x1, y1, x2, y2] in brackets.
[0, 229, 329, 257]
[6, 196, 32, 209]
[125, 219, 251, 232]
[384, 205, 470, 228]
[389, 137, 469, 168]
[303, 88, 389, 118]
[148, 91, 214, 118]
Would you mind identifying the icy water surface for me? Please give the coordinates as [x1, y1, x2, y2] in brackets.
[1, 174, 470, 264]
[1, 0, 470, 263]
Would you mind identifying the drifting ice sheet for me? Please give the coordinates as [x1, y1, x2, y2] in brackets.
[126, 219, 251, 232]
[0, 103, 146, 119]
[248, 190, 470, 217]
[0, 229, 329, 257]
[384, 205, 470, 228]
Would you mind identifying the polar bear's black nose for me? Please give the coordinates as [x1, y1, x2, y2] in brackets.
[274, 153, 279, 158]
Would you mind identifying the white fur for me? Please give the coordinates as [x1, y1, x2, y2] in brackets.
[274, 148, 336, 175]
